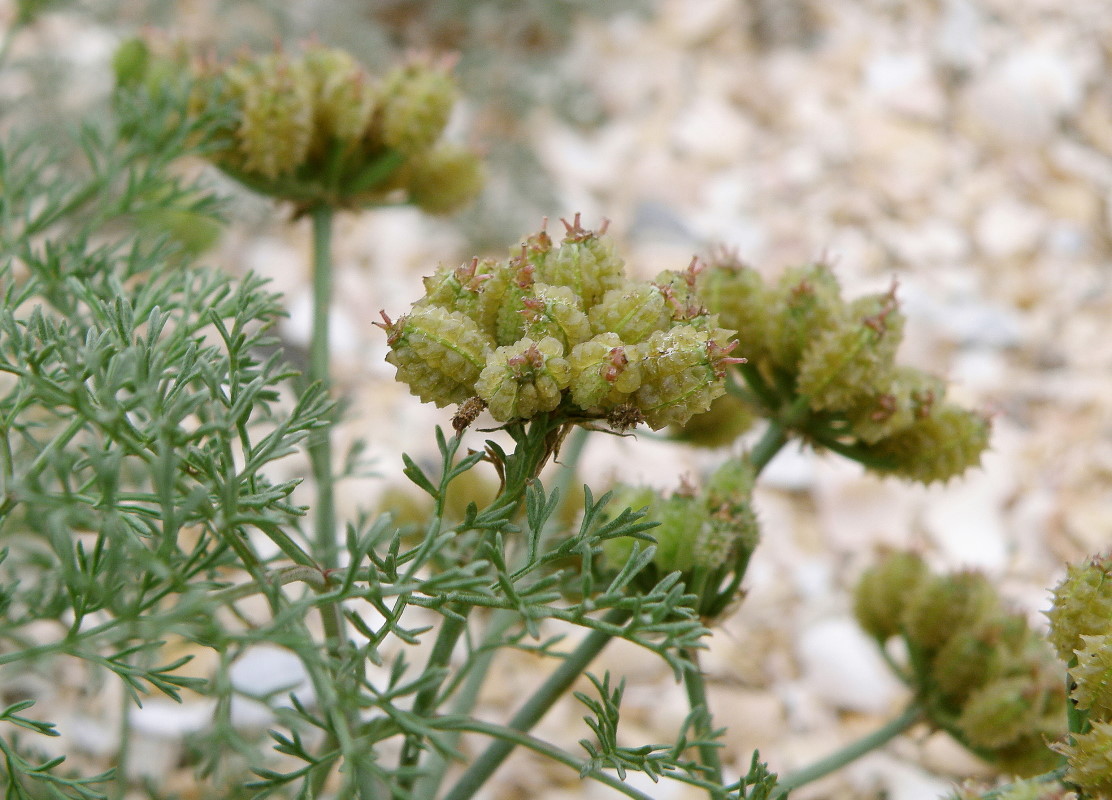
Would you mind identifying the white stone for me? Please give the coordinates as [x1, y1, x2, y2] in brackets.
[130, 698, 215, 736]
[974, 199, 1047, 259]
[795, 617, 905, 714]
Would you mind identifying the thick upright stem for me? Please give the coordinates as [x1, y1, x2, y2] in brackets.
[443, 608, 631, 800]
[682, 648, 725, 799]
[309, 204, 337, 569]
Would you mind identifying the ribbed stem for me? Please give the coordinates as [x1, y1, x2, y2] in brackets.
[682, 648, 725, 799]
[308, 204, 337, 569]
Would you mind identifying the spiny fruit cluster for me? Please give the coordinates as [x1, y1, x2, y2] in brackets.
[379, 217, 742, 430]
[854, 552, 1064, 775]
[601, 457, 759, 620]
[696, 252, 990, 484]
[116, 38, 482, 212]
[1046, 555, 1112, 796]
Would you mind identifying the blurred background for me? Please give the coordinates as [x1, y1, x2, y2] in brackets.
[3, 0, 1112, 797]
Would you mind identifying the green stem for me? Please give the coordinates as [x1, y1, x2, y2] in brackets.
[771, 704, 923, 797]
[442, 607, 631, 800]
[308, 203, 337, 569]
[748, 421, 788, 476]
[430, 718, 657, 800]
[682, 648, 725, 799]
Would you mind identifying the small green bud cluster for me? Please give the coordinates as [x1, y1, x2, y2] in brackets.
[117, 40, 483, 212]
[600, 457, 758, 619]
[697, 251, 990, 483]
[1046, 555, 1112, 794]
[380, 218, 743, 430]
[854, 552, 1064, 774]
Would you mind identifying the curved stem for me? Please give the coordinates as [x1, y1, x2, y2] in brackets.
[308, 204, 337, 569]
[443, 607, 631, 800]
[771, 704, 923, 797]
[682, 648, 725, 799]
[430, 717, 657, 800]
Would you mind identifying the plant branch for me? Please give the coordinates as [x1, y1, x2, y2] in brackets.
[682, 648, 725, 799]
[771, 704, 923, 797]
[431, 717, 658, 800]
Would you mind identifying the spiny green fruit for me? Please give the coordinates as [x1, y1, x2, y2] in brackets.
[404, 142, 484, 215]
[303, 45, 376, 150]
[668, 392, 755, 447]
[931, 622, 1006, 708]
[377, 59, 456, 155]
[853, 551, 930, 641]
[113, 37, 151, 89]
[705, 456, 756, 510]
[475, 336, 571, 421]
[765, 262, 844, 375]
[796, 287, 904, 412]
[588, 281, 671, 344]
[654, 259, 711, 324]
[486, 258, 538, 346]
[697, 250, 773, 363]
[229, 54, 315, 180]
[956, 677, 1041, 750]
[1057, 720, 1112, 796]
[1046, 555, 1112, 663]
[635, 326, 742, 430]
[380, 307, 491, 406]
[901, 570, 998, 653]
[863, 404, 992, 484]
[567, 332, 642, 412]
[695, 502, 759, 570]
[519, 283, 592, 352]
[847, 366, 946, 444]
[648, 492, 707, 574]
[1071, 633, 1112, 719]
[416, 257, 492, 320]
[536, 215, 626, 310]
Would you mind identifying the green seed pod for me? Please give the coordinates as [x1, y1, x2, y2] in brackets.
[705, 456, 757, 511]
[589, 280, 671, 343]
[902, 570, 999, 654]
[231, 54, 315, 179]
[404, 143, 484, 215]
[667, 392, 756, 447]
[654, 259, 711, 324]
[484, 258, 537, 346]
[303, 45, 377, 149]
[113, 37, 151, 89]
[649, 493, 707, 574]
[863, 404, 992, 484]
[567, 332, 643, 412]
[416, 257, 493, 321]
[930, 621, 1007, 709]
[475, 336, 571, 422]
[377, 60, 456, 155]
[796, 288, 904, 412]
[1071, 633, 1112, 719]
[956, 677, 1040, 750]
[536, 215, 626, 310]
[852, 551, 930, 642]
[695, 502, 759, 571]
[1059, 720, 1112, 796]
[520, 283, 592, 352]
[1046, 556, 1112, 663]
[847, 367, 946, 444]
[380, 306, 492, 407]
[634, 326, 741, 430]
[765, 262, 845, 375]
[697, 251, 774, 365]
